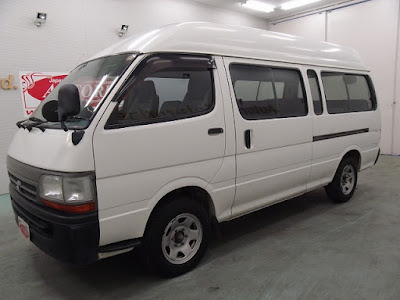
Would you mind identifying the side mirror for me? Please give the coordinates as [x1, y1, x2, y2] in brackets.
[42, 100, 59, 122]
[58, 84, 80, 122]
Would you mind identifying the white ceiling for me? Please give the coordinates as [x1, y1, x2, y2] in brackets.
[191, 0, 353, 20]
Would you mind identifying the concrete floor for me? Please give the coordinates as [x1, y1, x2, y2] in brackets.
[1, 155, 400, 299]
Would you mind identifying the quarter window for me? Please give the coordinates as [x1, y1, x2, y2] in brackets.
[107, 54, 214, 128]
[230, 64, 307, 120]
[307, 70, 323, 115]
[321, 72, 375, 114]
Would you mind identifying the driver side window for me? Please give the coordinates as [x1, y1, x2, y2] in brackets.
[107, 54, 215, 128]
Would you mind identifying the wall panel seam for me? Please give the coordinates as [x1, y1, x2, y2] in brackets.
[391, 0, 400, 154]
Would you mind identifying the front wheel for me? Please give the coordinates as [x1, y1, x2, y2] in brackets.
[325, 157, 358, 203]
[144, 197, 210, 277]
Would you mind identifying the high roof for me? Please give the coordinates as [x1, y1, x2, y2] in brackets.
[91, 22, 367, 71]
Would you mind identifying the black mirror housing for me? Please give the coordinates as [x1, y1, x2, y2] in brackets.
[42, 100, 59, 122]
[58, 84, 80, 122]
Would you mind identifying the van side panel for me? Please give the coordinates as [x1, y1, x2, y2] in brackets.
[307, 68, 380, 191]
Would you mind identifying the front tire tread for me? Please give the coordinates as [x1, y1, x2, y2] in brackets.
[144, 197, 210, 277]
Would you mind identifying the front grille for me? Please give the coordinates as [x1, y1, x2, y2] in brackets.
[12, 199, 53, 238]
[9, 172, 37, 201]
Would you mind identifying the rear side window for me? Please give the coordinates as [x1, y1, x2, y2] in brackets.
[321, 72, 376, 114]
[307, 70, 323, 115]
[107, 54, 214, 128]
[230, 64, 307, 120]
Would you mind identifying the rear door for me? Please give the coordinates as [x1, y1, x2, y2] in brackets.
[223, 57, 312, 217]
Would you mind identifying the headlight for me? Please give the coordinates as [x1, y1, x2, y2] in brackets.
[39, 175, 95, 213]
[63, 176, 94, 203]
[39, 175, 63, 202]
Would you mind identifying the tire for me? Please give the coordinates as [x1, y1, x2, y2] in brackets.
[325, 156, 358, 203]
[144, 197, 210, 277]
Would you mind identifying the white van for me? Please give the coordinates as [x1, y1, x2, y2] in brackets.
[7, 22, 380, 277]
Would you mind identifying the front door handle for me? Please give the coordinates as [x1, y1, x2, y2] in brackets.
[208, 128, 224, 135]
[244, 130, 251, 149]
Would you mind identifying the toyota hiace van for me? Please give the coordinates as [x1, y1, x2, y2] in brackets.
[7, 22, 380, 277]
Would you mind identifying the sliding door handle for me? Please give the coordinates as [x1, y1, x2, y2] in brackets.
[245, 129, 251, 149]
[208, 128, 224, 135]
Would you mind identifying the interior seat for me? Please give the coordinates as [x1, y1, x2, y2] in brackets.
[159, 101, 182, 118]
[125, 80, 159, 121]
[179, 72, 212, 115]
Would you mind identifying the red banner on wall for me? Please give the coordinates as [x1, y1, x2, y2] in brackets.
[19, 72, 68, 117]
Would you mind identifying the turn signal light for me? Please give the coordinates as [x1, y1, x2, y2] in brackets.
[42, 199, 96, 213]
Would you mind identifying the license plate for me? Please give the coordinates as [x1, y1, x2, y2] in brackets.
[18, 216, 30, 242]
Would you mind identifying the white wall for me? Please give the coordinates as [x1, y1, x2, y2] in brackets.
[394, 16, 400, 154]
[271, 0, 400, 156]
[270, 12, 326, 41]
[0, 0, 266, 195]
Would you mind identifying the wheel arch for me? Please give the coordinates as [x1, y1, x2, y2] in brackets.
[340, 147, 362, 171]
[325, 148, 360, 203]
[326, 147, 362, 184]
[144, 180, 216, 236]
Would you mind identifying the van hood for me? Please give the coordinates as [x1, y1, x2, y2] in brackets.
[7, 127, 94, 172]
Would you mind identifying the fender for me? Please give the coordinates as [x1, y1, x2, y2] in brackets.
[146, 176, 210, 213]
[327, 145, 362, 181]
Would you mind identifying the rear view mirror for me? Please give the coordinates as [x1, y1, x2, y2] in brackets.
[58, 84, 80, 122]
[42, 100, 59, 122]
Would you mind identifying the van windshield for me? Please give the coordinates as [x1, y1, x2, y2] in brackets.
[31, 53, 136, 129]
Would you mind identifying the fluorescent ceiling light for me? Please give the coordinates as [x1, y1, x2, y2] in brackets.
[323, 48, 341, 52]
[281, 0, 321, 10]
[241, 1, 275, 13]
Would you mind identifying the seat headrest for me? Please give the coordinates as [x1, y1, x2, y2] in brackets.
[185, 73, 210, 100]
[135, 80, 157, 101]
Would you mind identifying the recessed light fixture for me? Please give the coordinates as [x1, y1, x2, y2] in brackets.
[118, 25, 129, 37]
[281, 0, 321, 10]
[34, 12, 47, 27]
[241, 1, 275, 13]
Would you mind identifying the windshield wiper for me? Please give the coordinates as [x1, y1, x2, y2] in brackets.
[16, 118, 46, 132]
[16, 120, 27, 130]
[26, 117, 47, 132]
[65, 116, 88, 122]
[28, 116, 45, 123]
[60, 116, 88, 132]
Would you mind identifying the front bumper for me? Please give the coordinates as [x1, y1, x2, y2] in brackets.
[10, 185, 99, 264]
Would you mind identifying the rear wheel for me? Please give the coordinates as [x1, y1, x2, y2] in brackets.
[144, 197, 210, 277]
[325, 157, 358, 203]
